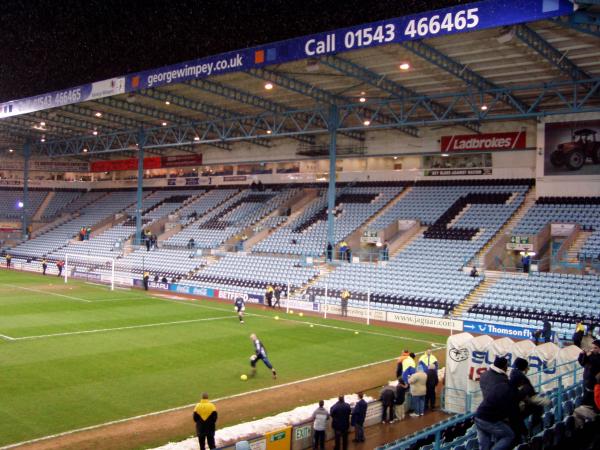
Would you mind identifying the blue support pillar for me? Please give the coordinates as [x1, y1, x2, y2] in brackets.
[327, 105, 338, 252]
[136, 129, 146, 245]
[22, 143, 31, 240]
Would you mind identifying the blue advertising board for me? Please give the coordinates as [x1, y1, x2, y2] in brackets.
[463, 320, 555, 341]
[0, 0, 572, 119]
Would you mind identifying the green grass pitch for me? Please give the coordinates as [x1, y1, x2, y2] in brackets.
[0, 270, 445, 447]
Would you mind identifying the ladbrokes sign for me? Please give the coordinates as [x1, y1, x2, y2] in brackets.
[441, 131, 526, 152]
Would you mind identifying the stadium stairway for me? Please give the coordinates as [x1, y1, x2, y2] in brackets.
[566, 230, 593, 263]
[449, 271, 500, 318]
[389, 225, 428, 259]
[31, 191, 54, 221]
[290, 263, 335, 301]
[469, 187, 537, 268]
[359, 186, 413, 230]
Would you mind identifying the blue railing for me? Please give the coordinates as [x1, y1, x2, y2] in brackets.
[378, 360, 583, 450]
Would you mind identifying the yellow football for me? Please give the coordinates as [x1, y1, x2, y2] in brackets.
[240, 374, 248, 381]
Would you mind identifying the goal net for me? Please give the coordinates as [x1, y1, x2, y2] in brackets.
[64, 254, 116, 290]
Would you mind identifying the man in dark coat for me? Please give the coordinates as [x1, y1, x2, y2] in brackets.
[330, 395, 351, 450]
[510, 357, 548, 431]
[193, 392, 218, 450]
[578, 339, 600, 406]
[475, 357, 525, 450]
[351, 392, 367, 443]
[380, 384, 396, 423]
[425, 364, 439, 411]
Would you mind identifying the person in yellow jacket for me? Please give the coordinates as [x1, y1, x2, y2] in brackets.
[265, 285, 274, 307]
[573, 322, 586, 348]
[143, 271, 150, 291]
[340, 289, 350, 317]
[193, 392, 218, 450]
[396, 349, 410, 378]
[418, 349, 439, 372]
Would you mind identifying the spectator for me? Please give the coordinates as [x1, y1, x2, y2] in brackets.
[409, 367, 427, 417]
[475, 356, 525, 450]
[573, 322, 586, 348]
[351, 392, 367, 443]
[578, 339, 600, 407]
[161, 276, 168, 283]
[340, 290, 350, 317]
[395, 377, 408, 421]
[396, 349, 410, 379]
[85, 226, 92, 240]
[41, 258, 48, 275]
[193, 392, 218, 450]
[151, 234, 158, 250]
[401, 352, 417, 384]
[326, 243, 333, 262]
[521, 253, 530, 273]
[380, 384, 395, 424]
[542, 320, 552, 343]
[154, 274, 159, 282]
[381, 241, 389, 261]
[339, 241, 348, 260]
[311, 400, 329, 450]
[187, 238, 196, 249]
[582, 325, 597, 350]
[330, 395, 351, 450]
[470, 266, 479, 277]
[573, 371, 600, 428]
[346, 247, 352, 263]
[425, 364, 439, 411]
[510, 358, 549, 431]
[418, 348, 439, 372]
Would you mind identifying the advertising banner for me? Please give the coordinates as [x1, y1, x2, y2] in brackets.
[441, 131, 527, 152]
[387, 312, 463, 331]
[0, 159, 89, 172]
[0, 1, 573, 118]
[425, 168, 492, 177]
[90, 157, 162, 173]
[462, 320, 540, 340]
[161, 154, 203, 168]
[543, 119, 600, 176]
[0, 77, 125, 118]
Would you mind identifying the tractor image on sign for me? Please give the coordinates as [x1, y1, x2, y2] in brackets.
[550, 129, 600, 171]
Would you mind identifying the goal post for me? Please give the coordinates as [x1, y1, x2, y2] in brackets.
[64, 254, 116, 291]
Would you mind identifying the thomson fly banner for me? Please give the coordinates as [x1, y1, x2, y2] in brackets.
[445, 334, 579, 413]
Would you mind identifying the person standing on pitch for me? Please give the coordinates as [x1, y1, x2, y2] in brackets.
[249, 333, 277, 379]
[330, 395, 351, 450]
[340, 289, 350, 317]
[273, 285, 282, 309]
[234, 297, 245, 324]
[193, 392, 218, 450]
[6, 253, 11, 269]
[56, 260, 64, 277]
[143, 271, 150, 291]
[41, 258, 48, 275]
[264, 285, 274, 308]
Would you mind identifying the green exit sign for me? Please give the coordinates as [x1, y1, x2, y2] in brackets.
[270, 431, 286, 442]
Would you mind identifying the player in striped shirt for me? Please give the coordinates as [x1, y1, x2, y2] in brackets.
[250, 333, 277, 379]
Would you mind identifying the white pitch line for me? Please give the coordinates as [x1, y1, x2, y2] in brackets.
[0, 334, 15, 341]
[0, 284, 92, 303]
[151, 294, 446, 347]
[11, 314, 239, 341]
[0, 345, 447, 450]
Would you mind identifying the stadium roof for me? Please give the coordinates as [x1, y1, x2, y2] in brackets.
[1, 0, 599, 159]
